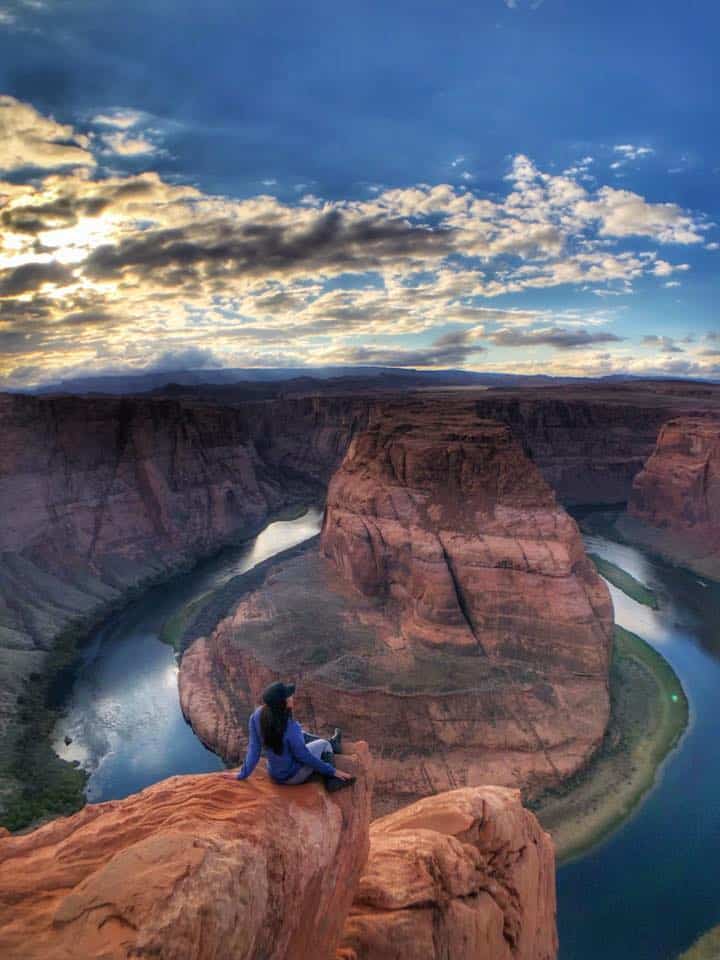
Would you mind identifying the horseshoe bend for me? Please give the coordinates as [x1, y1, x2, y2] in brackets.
[179, 404, 614, 815]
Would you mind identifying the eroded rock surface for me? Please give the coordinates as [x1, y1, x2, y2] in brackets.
[338, 785, 557, 960]
[180, 407, 613, 813]
[0, 743, 371, 960]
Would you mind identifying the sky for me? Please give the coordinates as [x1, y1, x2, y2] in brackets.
[0, 0, 718, 387]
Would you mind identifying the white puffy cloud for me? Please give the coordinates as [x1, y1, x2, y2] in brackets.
[101, 131, 158, 156]
[0, 96, 95, 172]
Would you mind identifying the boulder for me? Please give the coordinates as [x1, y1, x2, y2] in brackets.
[339, 785, 557, 960]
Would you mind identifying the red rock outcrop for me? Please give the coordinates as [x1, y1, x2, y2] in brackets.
[180, 406, 613, 814]
[338, 785, 557, 960]
[321, 407, 613, 659]
[623, 416, 720, 577]
[0, 743, 372, 960]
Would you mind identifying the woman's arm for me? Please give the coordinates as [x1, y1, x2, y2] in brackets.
[287, 722, 336, 776]
[236, 713, 262, 780]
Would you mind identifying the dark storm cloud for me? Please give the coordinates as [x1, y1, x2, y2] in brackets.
[335, 329, 485, 368]
[490, 327, 623, 349]
[83, 209, 455, 283]
[1, 195, 109, 234]
[0, 260, 74, 296]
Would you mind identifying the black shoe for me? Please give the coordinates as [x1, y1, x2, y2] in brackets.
[329, 727, 343, 754]
[325, 774, 356, 793]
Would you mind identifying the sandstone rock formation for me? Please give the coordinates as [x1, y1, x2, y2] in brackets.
[321, 406, 613, 658]
[0, 743, 372, 960]
[180, 406, 614, 813]
[623, 416, 720, 577]
[338, 785, 557, 960]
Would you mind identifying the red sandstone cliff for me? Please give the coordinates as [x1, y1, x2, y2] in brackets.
[339, 786, 557, 960]
[180, 407, 613, 814]
[0, 744, 372, 960]
[321, 407, 613, 661]
[623, 416, 720, 577]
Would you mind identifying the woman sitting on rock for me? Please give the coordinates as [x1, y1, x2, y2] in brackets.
[234, 681, 355, 792]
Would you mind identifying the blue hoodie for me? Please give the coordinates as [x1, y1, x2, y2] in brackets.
[236, 706, 336, 782]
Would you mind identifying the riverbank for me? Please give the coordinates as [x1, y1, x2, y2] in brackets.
[587, 553, 658, 608]
[530, 624, 688, 863]
[160, 503, 319, 653]
[678, 925, 720, 959]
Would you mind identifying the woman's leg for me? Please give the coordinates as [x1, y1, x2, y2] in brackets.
[304, 729, 342, 754]
[283, 739, 333, 785]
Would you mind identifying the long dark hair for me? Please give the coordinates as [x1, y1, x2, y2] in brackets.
[259, 700, 292, 754]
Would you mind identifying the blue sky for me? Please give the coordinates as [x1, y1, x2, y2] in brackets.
[0, 0, 717, 385]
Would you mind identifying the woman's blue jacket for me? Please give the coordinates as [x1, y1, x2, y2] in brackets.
[236, 707, 335, 782]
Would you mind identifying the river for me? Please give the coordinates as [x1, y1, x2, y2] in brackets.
[557, 528, 720, 960]
[51, 509, 720, 959]
[52, 507, 324, 802]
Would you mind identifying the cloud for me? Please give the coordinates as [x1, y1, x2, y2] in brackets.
[642, 335, 684, 354]
[143, 346, 223, 371]
[101, 131, 158, 156]
[489, 326, 623, 349]
[0, 96, 95, 171]
[91, 109, 144, 129]
[320, 329, 486, 368]
[0, 260, 74, 296]
[82, 207, 455, 284]
[613, 144, 654, 161]
[575, 188, 702, 244]
[0, 97, 711, 386]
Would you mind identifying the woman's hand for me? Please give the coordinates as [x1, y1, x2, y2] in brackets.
[332, 769, 353, 781]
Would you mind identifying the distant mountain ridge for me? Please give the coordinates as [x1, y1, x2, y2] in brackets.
[14, 365, 644, 396]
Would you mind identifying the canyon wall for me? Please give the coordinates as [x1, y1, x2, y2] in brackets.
[180, 406, 614, 813]
[0, 391, 370, 812]
[473, 389, 679, 505]
[339, 785, 557, 960]
[0, 744, 372, 960]
[623, 416, 720, 578]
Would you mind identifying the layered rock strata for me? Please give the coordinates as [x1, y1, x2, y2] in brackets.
[0, 743, 372, 960]
[180, 410, 613, 813]
[623, 416, 720, 578]
[338, 785, 557, 960]
[473, 389, 673, 505]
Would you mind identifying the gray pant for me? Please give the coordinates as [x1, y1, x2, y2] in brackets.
[284, 738, 333, 785]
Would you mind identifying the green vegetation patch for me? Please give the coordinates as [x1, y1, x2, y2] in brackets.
[531, 625, 688, 863]
[677, 925, 720, 960]
[589, 553, 659, 608]
[0, 621, 89, 832]
[160, 591, 213, 652]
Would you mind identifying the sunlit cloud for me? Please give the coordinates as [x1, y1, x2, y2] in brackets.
[0, 97, 715, 387]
